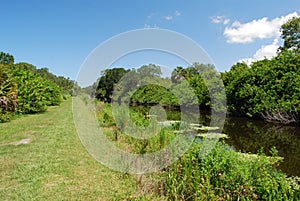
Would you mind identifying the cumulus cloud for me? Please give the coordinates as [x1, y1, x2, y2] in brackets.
[224, 12, 298, 44]
[239, 38, 280, 65]
[211, 16, 230, 25]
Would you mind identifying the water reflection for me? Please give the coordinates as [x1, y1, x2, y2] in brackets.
[223, 117, 300, 176]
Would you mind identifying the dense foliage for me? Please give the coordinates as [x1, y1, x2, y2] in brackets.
[131, 84, 177, 105]
[0, 64, 17, 121]
[222, 50, 300, 124]
[0, 52, 74, 122]
[127, 64, 178, 105]
[13, 62, 75, 96]
[11, 63, 62, 114]
[280, 16, 300, 52]
[96, 68, 130, 102]
[95, 63, 225, 112]
[160, 142, 300, 200]
[171, 64, 209, 107]
[35, 67, 75, 96]
[171, 63, 226, 111]
[0, 52, 14, 65]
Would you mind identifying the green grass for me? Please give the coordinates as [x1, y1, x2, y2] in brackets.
[0, 99, 151, 200]
[4, 98, 298, 200]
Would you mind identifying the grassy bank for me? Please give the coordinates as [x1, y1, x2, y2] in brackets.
[0, 99, 145, 200]
[95, 100, 300, 200]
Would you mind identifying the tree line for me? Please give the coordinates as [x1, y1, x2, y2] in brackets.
[0, 52, 75, 122]
[222, 16, 300, 124]
[90, 16, 300, 125]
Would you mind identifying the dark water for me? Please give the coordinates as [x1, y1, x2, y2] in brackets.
[223, 116, 300, 177]
[194, 111, 300, 176]
[132, 106, 300, 176]
[195, 112, 300, 176]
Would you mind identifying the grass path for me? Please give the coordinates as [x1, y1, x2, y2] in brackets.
[0, 99, 140, 200]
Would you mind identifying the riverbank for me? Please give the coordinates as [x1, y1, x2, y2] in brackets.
[93, 99, 300, 200]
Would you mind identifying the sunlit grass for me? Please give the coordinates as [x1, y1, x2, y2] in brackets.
[0, 99, 149, 200]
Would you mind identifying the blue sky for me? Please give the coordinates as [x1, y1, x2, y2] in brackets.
[1, 0, 300, 85]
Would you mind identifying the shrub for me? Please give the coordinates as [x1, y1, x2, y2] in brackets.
[160, 141, 300, 200]
[0, 64, 18, 122]
[10, 63, 62, 114]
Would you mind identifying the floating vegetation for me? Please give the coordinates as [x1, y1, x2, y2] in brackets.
[196, 133, 229, 139]
[191, 126, 220, 131]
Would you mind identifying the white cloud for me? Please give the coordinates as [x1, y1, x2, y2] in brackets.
[239, 38, 280, 65]
[211, 16, 222, 24]
[144, 23, 159, 29]
[175, 10, 181, 17]
[164, 15, 173, 21]
[211, 16, 230, 25]
[223, 18, 230, 25]
[144, 23, 151, 29]
[254, 38, 279, 59]
[224, 12, 298, 44]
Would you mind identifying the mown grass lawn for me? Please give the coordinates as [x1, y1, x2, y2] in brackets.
[0, 99, 146, 200]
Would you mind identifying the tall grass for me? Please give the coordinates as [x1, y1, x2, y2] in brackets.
[159, 141, 300, 200]
[95, 101, 176, 154]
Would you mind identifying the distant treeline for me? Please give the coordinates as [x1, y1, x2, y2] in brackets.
[0, 52, 75, 122]
[86, 17, 300, 125]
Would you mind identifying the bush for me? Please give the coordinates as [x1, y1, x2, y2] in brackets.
[95, 101, 116, 127]
[0, 52, 73, 122]
[10, 63, 62, 114]
[0, 64, 17, 122]
[0, 109, 14, 122]
[160, 141, 300, 200]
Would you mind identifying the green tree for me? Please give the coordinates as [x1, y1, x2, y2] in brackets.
[0, 64, 18, 121]
[171, 63, 226, 112]
[15, 62, 37, 72]
[136, 64, 162, 77]
[222, 62, 252, 115]
[11, 63, 62, 113]
[0, 52, 75, 122]
[96, 68, 130, 102]
[280, 16, 300, 52]
[131, 84, 177, 105]
[113, 65, 171, 104]
[0, 52, 14, 65]
[223, 51, 300, 124]
[36, 67, 75, 96]
[221, 16, 300, 124]
[171, 66, 185, 83]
